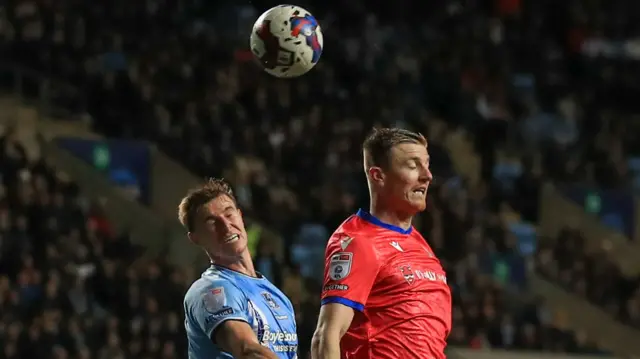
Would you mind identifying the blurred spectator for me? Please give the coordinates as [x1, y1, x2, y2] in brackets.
[253, 239, 282, 287]
[0, 129, 155, 358]
[537, 228, 640, 331]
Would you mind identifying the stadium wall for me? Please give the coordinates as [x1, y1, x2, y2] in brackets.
[0, 91, 185, 263]
[1, 62, 283, 267]
[539, 183, 640, 276]
[529, 276, 640, 357]
[39, 136, 181, 257]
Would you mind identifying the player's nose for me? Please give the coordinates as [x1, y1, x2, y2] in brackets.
[217, 217, 234, 232]
[419, 167, 433, 183]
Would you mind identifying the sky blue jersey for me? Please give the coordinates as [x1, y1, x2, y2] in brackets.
[184, 265, 298, 359]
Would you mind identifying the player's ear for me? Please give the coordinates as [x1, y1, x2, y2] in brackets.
[187, 232, 198, 245]
[368, 166, 385, 184]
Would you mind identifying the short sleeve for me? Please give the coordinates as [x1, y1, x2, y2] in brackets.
[320, 233, 380, 312]
[187, 280, 250, 339]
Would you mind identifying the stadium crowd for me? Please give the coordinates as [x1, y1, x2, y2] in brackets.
[1, 0, 637, 357]
[537, 227, 640, 331]
[0, 131, 604, 359]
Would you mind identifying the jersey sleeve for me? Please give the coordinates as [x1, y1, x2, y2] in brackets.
[320, 233, 380, 312]
[187, 280, 250, 339]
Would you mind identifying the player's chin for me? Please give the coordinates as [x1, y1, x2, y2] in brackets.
[406, 198, 427, 213]
[224, 237, 248, 254]
[217, 233, 245, 249]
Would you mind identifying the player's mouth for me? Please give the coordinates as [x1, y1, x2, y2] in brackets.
[412, 187, 427, 196]
[224, 234, 239, 243]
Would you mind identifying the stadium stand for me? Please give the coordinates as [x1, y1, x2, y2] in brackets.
[537, 227, 640, 330]
[2, 0, 640, 358]
[0, 125, 147, 359]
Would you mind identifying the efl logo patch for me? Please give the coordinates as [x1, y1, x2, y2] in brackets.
[329, 252, 353, 280]
[203, 287, 226, 313]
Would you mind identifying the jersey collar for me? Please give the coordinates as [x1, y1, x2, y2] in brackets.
[356, 209, 412, 235]
[209, 264, 266, 280]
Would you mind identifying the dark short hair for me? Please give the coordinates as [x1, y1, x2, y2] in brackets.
[178, 178, 236, 232]
[362, 127, 427, 167]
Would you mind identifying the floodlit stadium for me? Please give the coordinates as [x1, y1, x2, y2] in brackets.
[1, 0, 640, 358]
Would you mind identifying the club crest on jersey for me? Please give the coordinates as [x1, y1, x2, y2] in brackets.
[203, 287, 226, 313]
[261, 292, 280, 310]
[329, 252, 353, 280]
[399, 265, 415, 285]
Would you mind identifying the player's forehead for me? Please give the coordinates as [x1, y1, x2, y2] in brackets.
[197, 195, 236, 218]
[389, 143, 429, 162]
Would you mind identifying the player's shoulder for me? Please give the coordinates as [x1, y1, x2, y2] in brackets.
[326, 214, 379, 253]
[332, 211, 389, 237]
[409, 228, 428, 241]
[184, 267, 244, 307]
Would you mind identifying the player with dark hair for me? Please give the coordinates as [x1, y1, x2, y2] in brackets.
[180, 179, 298, 359]
[311, 128, 451, 359]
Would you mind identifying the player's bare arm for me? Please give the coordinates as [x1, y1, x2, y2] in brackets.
[311, 303, 355, 359]
[214, 320, 279, 359]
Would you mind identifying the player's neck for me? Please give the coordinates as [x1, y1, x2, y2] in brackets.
[223, 261, 258, 278]
[209, 251, 258, 277]
[369, 203, 413, 231]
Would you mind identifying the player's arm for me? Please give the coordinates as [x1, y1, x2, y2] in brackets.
[312, 303, 354, 359]
[189, 282, 278, 359]
[311, 235, 380, 359]
[215, 321, 279, 359]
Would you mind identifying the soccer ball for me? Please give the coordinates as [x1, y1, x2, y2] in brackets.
[250, 5, 324, 78]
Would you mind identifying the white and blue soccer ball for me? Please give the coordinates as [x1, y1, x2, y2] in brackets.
[250, 5, 324, 78]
